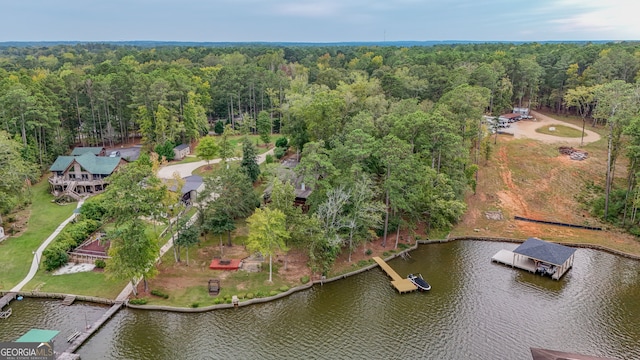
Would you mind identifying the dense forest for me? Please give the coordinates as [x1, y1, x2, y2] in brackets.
[2, 41, 640, 253]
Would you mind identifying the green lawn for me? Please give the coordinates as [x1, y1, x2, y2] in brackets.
[0, 180, 76, 290]
[173, 155, 203, 165]
[21, 218, 168, 299]
[535, 124, 584, 137]
[23, 270, 127, 299]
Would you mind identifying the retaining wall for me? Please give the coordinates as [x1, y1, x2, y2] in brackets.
[5, 237, 640, 313]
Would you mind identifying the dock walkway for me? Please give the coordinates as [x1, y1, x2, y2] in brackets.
[57, 301, 124, 359]
[372, 257, 417, 293]
[491, 249, 537, 273]
[0, 292, 16, 310]
[61, 295, 76, 306]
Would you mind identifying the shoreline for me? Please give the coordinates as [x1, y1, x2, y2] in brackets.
[4, 236, 639, 312]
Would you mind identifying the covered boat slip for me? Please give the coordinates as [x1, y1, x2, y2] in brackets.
[492, 238, 577, 280]
[15, 328, 60, 342]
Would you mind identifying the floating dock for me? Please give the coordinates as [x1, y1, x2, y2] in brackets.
[58, 301, 124, 359]
[0, 292, 16, 310]
[492, 249, 537, 273]
[372, 257, 417, 293]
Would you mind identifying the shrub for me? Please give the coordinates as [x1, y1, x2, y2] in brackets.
[365, 249, 373, 256]
[274, 147, 286, 159]
[275, 137, 288, 148]
[213, 297, 223, 304]
[382, 251, 390, 257]
[237, 293, 246, 299]
[151, 289, 169, 299]
[225, 298, 232, 304]
[43, 246, 68, 271]
[94, 259, 106, 268]
[269, 290, 279, 296]
[265, 154, 274, 164]
[214, 121, 224, 135]
[255, 291, 265, 298]
[154, 140, 176, 161]
[398, 243, 409, 250]
[129, 298, 148, 305]
[246, 293, 255, 299]
[357, 260, 369, 267]
[279, 286, 289, 292]
[300, 275, 310, 284]
[190, 302, 200, 308]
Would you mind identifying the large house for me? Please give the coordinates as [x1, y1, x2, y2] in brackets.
[49, 149, 126, 200]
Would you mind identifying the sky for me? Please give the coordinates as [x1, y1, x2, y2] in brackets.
[1, 0, 638, 42]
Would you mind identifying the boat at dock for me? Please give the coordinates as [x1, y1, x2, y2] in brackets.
[407, 273, 431, 291]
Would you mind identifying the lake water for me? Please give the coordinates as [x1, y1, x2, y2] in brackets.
[2, 241, 639, 359]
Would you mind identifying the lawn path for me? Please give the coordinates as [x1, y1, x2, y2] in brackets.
[10, 200, 84, 292]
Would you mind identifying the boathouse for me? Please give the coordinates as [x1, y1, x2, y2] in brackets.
[492, 238, 577, 280]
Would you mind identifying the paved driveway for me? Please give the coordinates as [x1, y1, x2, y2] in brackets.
[157, 148, 275, 179]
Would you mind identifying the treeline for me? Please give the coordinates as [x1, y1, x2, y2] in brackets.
[2, 41, 640, 235]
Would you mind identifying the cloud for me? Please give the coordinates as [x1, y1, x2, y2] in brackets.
[546, 0, 640, 38]
[273, 1, 344, 18]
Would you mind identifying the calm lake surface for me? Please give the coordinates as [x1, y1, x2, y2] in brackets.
[2, 241, 639, 359]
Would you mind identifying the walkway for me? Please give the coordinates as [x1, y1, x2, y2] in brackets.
[10, 200, 84, 293]
[58, 301, 124, 359]
[372, 257, 417, 293]
[115, 211, 200, 302]
[157, 148, 275, 179]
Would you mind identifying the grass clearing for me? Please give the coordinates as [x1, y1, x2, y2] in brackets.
[23, 270, 127, 299]
[535, 124, 584, 137]
[137, 222, 297, 307]
[0, 179, 76, 290]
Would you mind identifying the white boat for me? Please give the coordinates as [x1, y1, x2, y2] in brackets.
[407, 273, 431, 291]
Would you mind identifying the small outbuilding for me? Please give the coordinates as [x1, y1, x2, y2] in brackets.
[173, 144, 190, 160]
[513, 107, 530, 116]
[492, 237, 577, 280]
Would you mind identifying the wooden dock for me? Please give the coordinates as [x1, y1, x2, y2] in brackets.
[372, 257, 417, 294]
[491, 249, 537, 273]
[0, 292, 16, 310]
[58, 301, 124, 358]
[61, 295, 76, 306]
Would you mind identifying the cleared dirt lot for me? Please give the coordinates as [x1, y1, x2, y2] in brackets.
[453, 111, 640, 255]
[510, 111, 600, 145]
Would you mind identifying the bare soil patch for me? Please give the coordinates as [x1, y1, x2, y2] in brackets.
[454, 112, 640, 255]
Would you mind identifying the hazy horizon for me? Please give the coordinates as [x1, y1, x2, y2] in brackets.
[2, 0, 638, 43]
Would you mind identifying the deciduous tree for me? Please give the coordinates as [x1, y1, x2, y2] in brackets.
[246, 207, 289, 282]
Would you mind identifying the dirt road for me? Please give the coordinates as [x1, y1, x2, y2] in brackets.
[510, 111, 600, 145]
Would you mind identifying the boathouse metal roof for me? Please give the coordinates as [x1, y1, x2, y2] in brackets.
[16, 329, 60, 342]
[514, 238, 576, 266]
[530, 347, 616, 360]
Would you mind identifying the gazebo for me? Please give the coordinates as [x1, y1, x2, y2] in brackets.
[513, 238, 577, 280]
